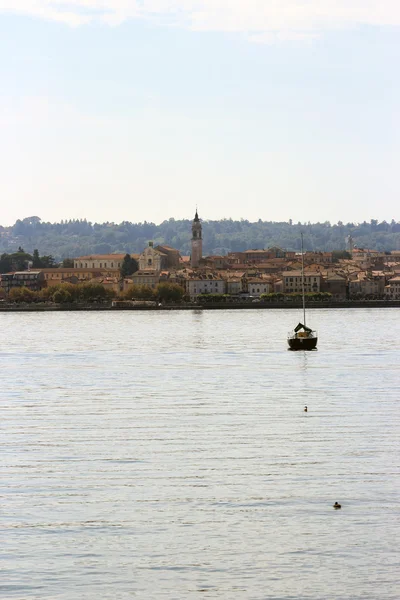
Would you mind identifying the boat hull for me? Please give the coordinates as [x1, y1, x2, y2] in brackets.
[288, 336, 318, 351]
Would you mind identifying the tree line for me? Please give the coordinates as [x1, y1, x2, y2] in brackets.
[1, 216, 399, 260]
[5, 282, 185, 305]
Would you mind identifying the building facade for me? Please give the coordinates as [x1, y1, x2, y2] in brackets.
[131, 270, 160, 288]
[138, 242, 167, 271]
[74, 254, 127, 269]
[187, 277, 225, 300]
[321, 274, 347, 298]
[282, 271, 321, 294]
[247, 278, 272, 297]
[384, 277, 400, 299]
[155, 245, 180, 269]
[0, 271, 44, 294]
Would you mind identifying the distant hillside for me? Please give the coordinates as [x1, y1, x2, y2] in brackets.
[1, 217, 399, 260]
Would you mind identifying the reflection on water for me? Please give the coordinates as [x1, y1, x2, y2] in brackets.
[1, 308, 400, 599]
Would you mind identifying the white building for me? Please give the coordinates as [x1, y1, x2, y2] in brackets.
[247, 278, 272, 296]
[187, 277, 225, 300]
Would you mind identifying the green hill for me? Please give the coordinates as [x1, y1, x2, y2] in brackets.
[1, 216, 399, 261]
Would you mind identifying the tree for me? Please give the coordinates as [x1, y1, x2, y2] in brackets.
[120, 254, 139, 277]
[0, 253, 12, 273]
[156, 282, 184, 303]
[332, 250, 351, 262]
[32, 249, 43, 268]
[11, 250, 33, 271]
[9, 286, 36, 303]
[62, 258, 74, 268]
[40, 255, 56, 268]
[53, 288, 72, 303]
[123, 284, 155, 300]
[77, 282, 115, 302]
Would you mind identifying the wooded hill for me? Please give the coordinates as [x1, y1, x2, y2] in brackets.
[1, 217, 399, 260]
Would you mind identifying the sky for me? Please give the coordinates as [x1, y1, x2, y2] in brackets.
[0, 1, 399, 226]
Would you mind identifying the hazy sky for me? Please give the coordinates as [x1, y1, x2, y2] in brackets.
[0, 1, 399, 225]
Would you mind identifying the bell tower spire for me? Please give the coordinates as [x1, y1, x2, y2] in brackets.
[191, 208, 202, 268]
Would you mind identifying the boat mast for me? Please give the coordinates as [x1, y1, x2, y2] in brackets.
[301, 232, 306, 327]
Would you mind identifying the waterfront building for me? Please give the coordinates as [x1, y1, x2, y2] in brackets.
[321, 274, 347, 299]
[187, 275, 225, 300]
[247, 278, 273, 297]
[384, 276, 400, 299]
[0, 271, 44, 294]
[191, 210, 203, 268]
[349, 276, 385, 298]
[282, 271, 321, 294]
[226, 279, 242, 295]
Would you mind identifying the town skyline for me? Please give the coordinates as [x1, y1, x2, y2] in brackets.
[2, 203, 400, 301]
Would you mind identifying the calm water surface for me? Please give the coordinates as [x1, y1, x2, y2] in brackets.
[1, 308, 399, 599]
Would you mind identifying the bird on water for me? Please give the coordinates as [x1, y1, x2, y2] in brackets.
[304, 406, 308, 412]
[333, 502, 341, 509]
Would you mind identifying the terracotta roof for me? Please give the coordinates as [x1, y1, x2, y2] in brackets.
[75, 254, 126, 260]
[156, 245, 180, 252]
[282, 271, 321, 277]
[38, 268, 119, 273]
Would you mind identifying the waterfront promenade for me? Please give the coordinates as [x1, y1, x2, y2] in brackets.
[1, 299, 400, 311]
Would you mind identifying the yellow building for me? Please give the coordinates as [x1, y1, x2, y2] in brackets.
[74, 254, 139, 269]
[40, 268, 120, 286]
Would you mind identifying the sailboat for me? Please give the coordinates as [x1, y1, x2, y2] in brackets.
[287, 233, 318, 350]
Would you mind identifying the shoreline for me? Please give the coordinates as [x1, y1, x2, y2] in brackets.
[1, 300, 400, 312]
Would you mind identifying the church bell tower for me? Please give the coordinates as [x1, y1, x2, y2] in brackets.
[191, 209, 202, 268]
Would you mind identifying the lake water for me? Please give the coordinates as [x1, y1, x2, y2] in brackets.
[1, 308, 399, 599]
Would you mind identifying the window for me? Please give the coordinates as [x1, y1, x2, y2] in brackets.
[111, 263, 114, 268]
[85, 263, 87, 268]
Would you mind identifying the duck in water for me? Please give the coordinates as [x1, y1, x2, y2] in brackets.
[304, 406, 308, 412]
[333, 502, 341, 509]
